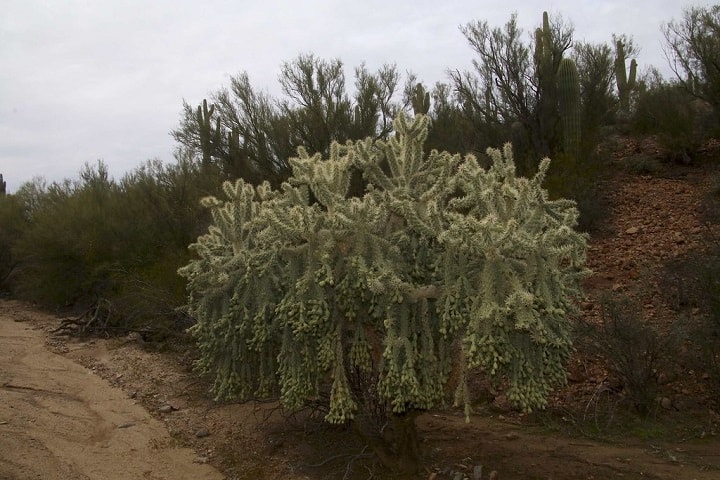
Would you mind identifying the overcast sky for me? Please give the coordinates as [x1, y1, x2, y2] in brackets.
[0, 0, 712, 193]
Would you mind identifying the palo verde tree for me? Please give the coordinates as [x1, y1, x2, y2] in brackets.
[179, 114, 588, 474]
[172, 54, 401, 186]
[663, 4, 720, 112]
[450, 11, 575, 172]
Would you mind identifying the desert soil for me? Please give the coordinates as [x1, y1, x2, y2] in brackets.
[0, 302, 224, 480]
[1, 295, 719, 480]
[2, 142, 720, 480]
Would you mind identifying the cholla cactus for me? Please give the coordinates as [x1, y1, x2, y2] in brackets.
[180, 114, 588, 427]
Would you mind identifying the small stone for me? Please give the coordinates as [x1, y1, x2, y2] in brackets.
[472, 465, 483, 480]
[193, 455, 209, 464]
[195, 428, 210, 438]
[660, 397, 673, 410]
[625, 227, 639, 234]
[158, 405, 173, 414]
[504, 433, 519, 441]
[117, 422, 135, 429]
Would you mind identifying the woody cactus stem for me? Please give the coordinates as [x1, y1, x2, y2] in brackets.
[557, 58, 581, 160]
[196, 99, 219, 166]
[0, 174, 6, 196]
[410, 83, 430, 115]
[614, 40, 637, 114]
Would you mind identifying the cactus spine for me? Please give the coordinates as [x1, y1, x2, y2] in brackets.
[557, 58, 582, 160]
[410, 83, 430, 115]
[614, 40, 637, 113]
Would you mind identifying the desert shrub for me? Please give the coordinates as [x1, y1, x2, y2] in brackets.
[631, 81, 717, 163]
[663, 248, 720, 403]
[575, 294, 679, 414]
[623, 154, 664, 176]
[12, 164, 118, 306]
[11, 157, 221, 336]
[0, 193, 28, 292]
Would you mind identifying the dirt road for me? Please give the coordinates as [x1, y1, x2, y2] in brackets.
[1, 299, 719, 480]
[0, 304, 225, 480]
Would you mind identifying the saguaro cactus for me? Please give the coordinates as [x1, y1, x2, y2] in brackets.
[615, 40, 637, 114]
[534, 11, 555, 84]
[534, 11, 561, 152]
[410, 83, 430, 115]
[557, 58, 582, 160]
[0, 174, 6, 196]
[196, 99, 221, 166]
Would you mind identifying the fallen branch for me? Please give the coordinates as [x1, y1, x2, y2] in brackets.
[51, 299, 113, 336]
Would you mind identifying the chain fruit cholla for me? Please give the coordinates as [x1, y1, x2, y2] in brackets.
[179, 113, 588, 426]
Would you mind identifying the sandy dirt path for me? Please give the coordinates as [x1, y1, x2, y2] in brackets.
[0, 308, 225, 480]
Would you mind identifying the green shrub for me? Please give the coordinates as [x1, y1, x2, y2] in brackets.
[631, 82, 717, 163]
[575, 294, 679, 414]
[0, 193, 28, 292]
[663, 249, 720, 404]
[10, 158, 221, 336]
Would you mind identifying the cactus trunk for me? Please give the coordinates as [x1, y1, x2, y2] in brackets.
[557, 58, 582, 161]
[615, 40, 637, 114]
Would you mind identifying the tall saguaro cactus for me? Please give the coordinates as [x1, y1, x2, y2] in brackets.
[534, 12, 556, 87]
[410, 83, 430, 115]
[557, 58, 582, 160]
[532, 12, 582, 160]
[196, 99, 220, 166]
[534, 11, 559, 148]
[615, 39, 637, 114]
[0, 174, 6, 196]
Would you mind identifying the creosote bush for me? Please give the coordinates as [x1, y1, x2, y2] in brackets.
[6, 158, 221, 337]
[662, 247, 720, 405]
[631, 81, 716, 164]
[575, 294, 679, 415]
[180, 114, 589, 474]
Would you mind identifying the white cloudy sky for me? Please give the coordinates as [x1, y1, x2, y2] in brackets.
[0, 0, 711, 192]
